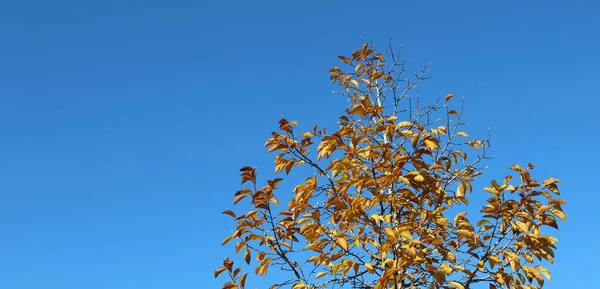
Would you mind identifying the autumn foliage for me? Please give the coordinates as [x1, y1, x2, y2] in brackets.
[215, 43, 566, 289]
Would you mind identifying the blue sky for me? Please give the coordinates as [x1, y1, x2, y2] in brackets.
[0, 0, 597, 288]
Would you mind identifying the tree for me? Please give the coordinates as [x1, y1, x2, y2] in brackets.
[215, 43, 566, 289]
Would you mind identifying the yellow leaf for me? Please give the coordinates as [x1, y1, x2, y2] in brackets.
[350, 79, 359, 88]
[222, 210, 236, 218]
[214, 267, 226, 278]
[542, 177, 561, 186]
[233, 194, 247, 204]
[365, 263, 374, 272]
[445, 93, 456, 102]
[337, 238, 348, 251]
[536, 266, 551, 281]
[399, 129, 413, 136]
[400, 231, 412, 240]
[222, 235, 234, 246]
[439, 264, 453, 274]
[316, 272, 328, 279]
[411, 131, 420, 148]
[414, 174, 425, 182]
[424, 139, 439, 150]
[448, 281, 465, 289]
[550, 209, 566, 221]
[456, 181, 465, 198]
[456, 132, 468, 137]
[514, 221, 529, 233]
[396, 121, 413, 129]
[292, 283, 307, 289]
[371, 214, 385, 222]
[355, 63, 364, 72]
[244, 249, 251, 264]
[433, 271, 445, 283]
[384, 227, 396, 239]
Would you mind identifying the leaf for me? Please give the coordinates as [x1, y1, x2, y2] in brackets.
[223, 282, 238, 289]
[292, 283, 307, 289]
[338, 55, 352, 64]
[239, 274, 247, 288]
[337, 238, 348, 251]
[536, 266, 551, 281]
[316, 272, 328, 279]
[439, 264, 453, 274]
[239, 166, 256, 184]
[445, 93, 456, 102]
[214, 267, 226, 278]
[457, 181, 466, 198]
[233, 194, 247, 205]
[222, 235, 234, 246]
[222, 210, 236, 218]
[414, 174, 425, 182]
[542, 177, 561, 186]
[244, 248, 251, 264]
[424, 139, 439, 150]
[411, 131, 421, 149]
[371, 214, 385, 222]
[514, 221, 529, 233]
[448, 281, 465, 289]
[365, 263, 374, 272]
[550, 208, 566, 221]
[433, 271, 445, 283]
[396, 121, 413, 129]
[456, 132, 468, 137]
[384, 228, 396, 241]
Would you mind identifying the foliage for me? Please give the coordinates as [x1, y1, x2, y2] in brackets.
[215, 43, 566, 289]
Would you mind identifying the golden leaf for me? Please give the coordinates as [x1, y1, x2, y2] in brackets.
[396, 121, 413, 129]
[244, 249, 251, 264]
[371, 214, 385, 222]
[337, 238, 348, 251]
[536, 266, 551, 281]
[433, 271, 445, 283]
[448, 281, 465, 289]
[457, 181, 466, 198]
[214, 267, 226, 278]
[316, 272, 328, 279]
[550, 208, 566, 221]
[542, 177, 561, 186]
[222, 210, 236, 218]
[223, 282, 237, 289]
[222, 236, 234, 246]
[384, 227, 396, 239]
[511, 221, 527, 233]
[445, 93, 456, 102]
[456, 132, 468, 137]
[424, 139, 439, 150]
[292, 283, 307, 289]
[439, 264, 453, 274]
[233, 194, 247, 205]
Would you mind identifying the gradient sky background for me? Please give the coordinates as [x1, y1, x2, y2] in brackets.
[0, 1, 597, 288]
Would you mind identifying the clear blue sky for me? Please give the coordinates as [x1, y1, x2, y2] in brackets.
[0, 1, 597, 288]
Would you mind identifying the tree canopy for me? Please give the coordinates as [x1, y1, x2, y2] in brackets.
[216, 43, 566, 289]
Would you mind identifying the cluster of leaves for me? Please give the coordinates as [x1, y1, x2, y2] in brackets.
[216, 43, 566, 289]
